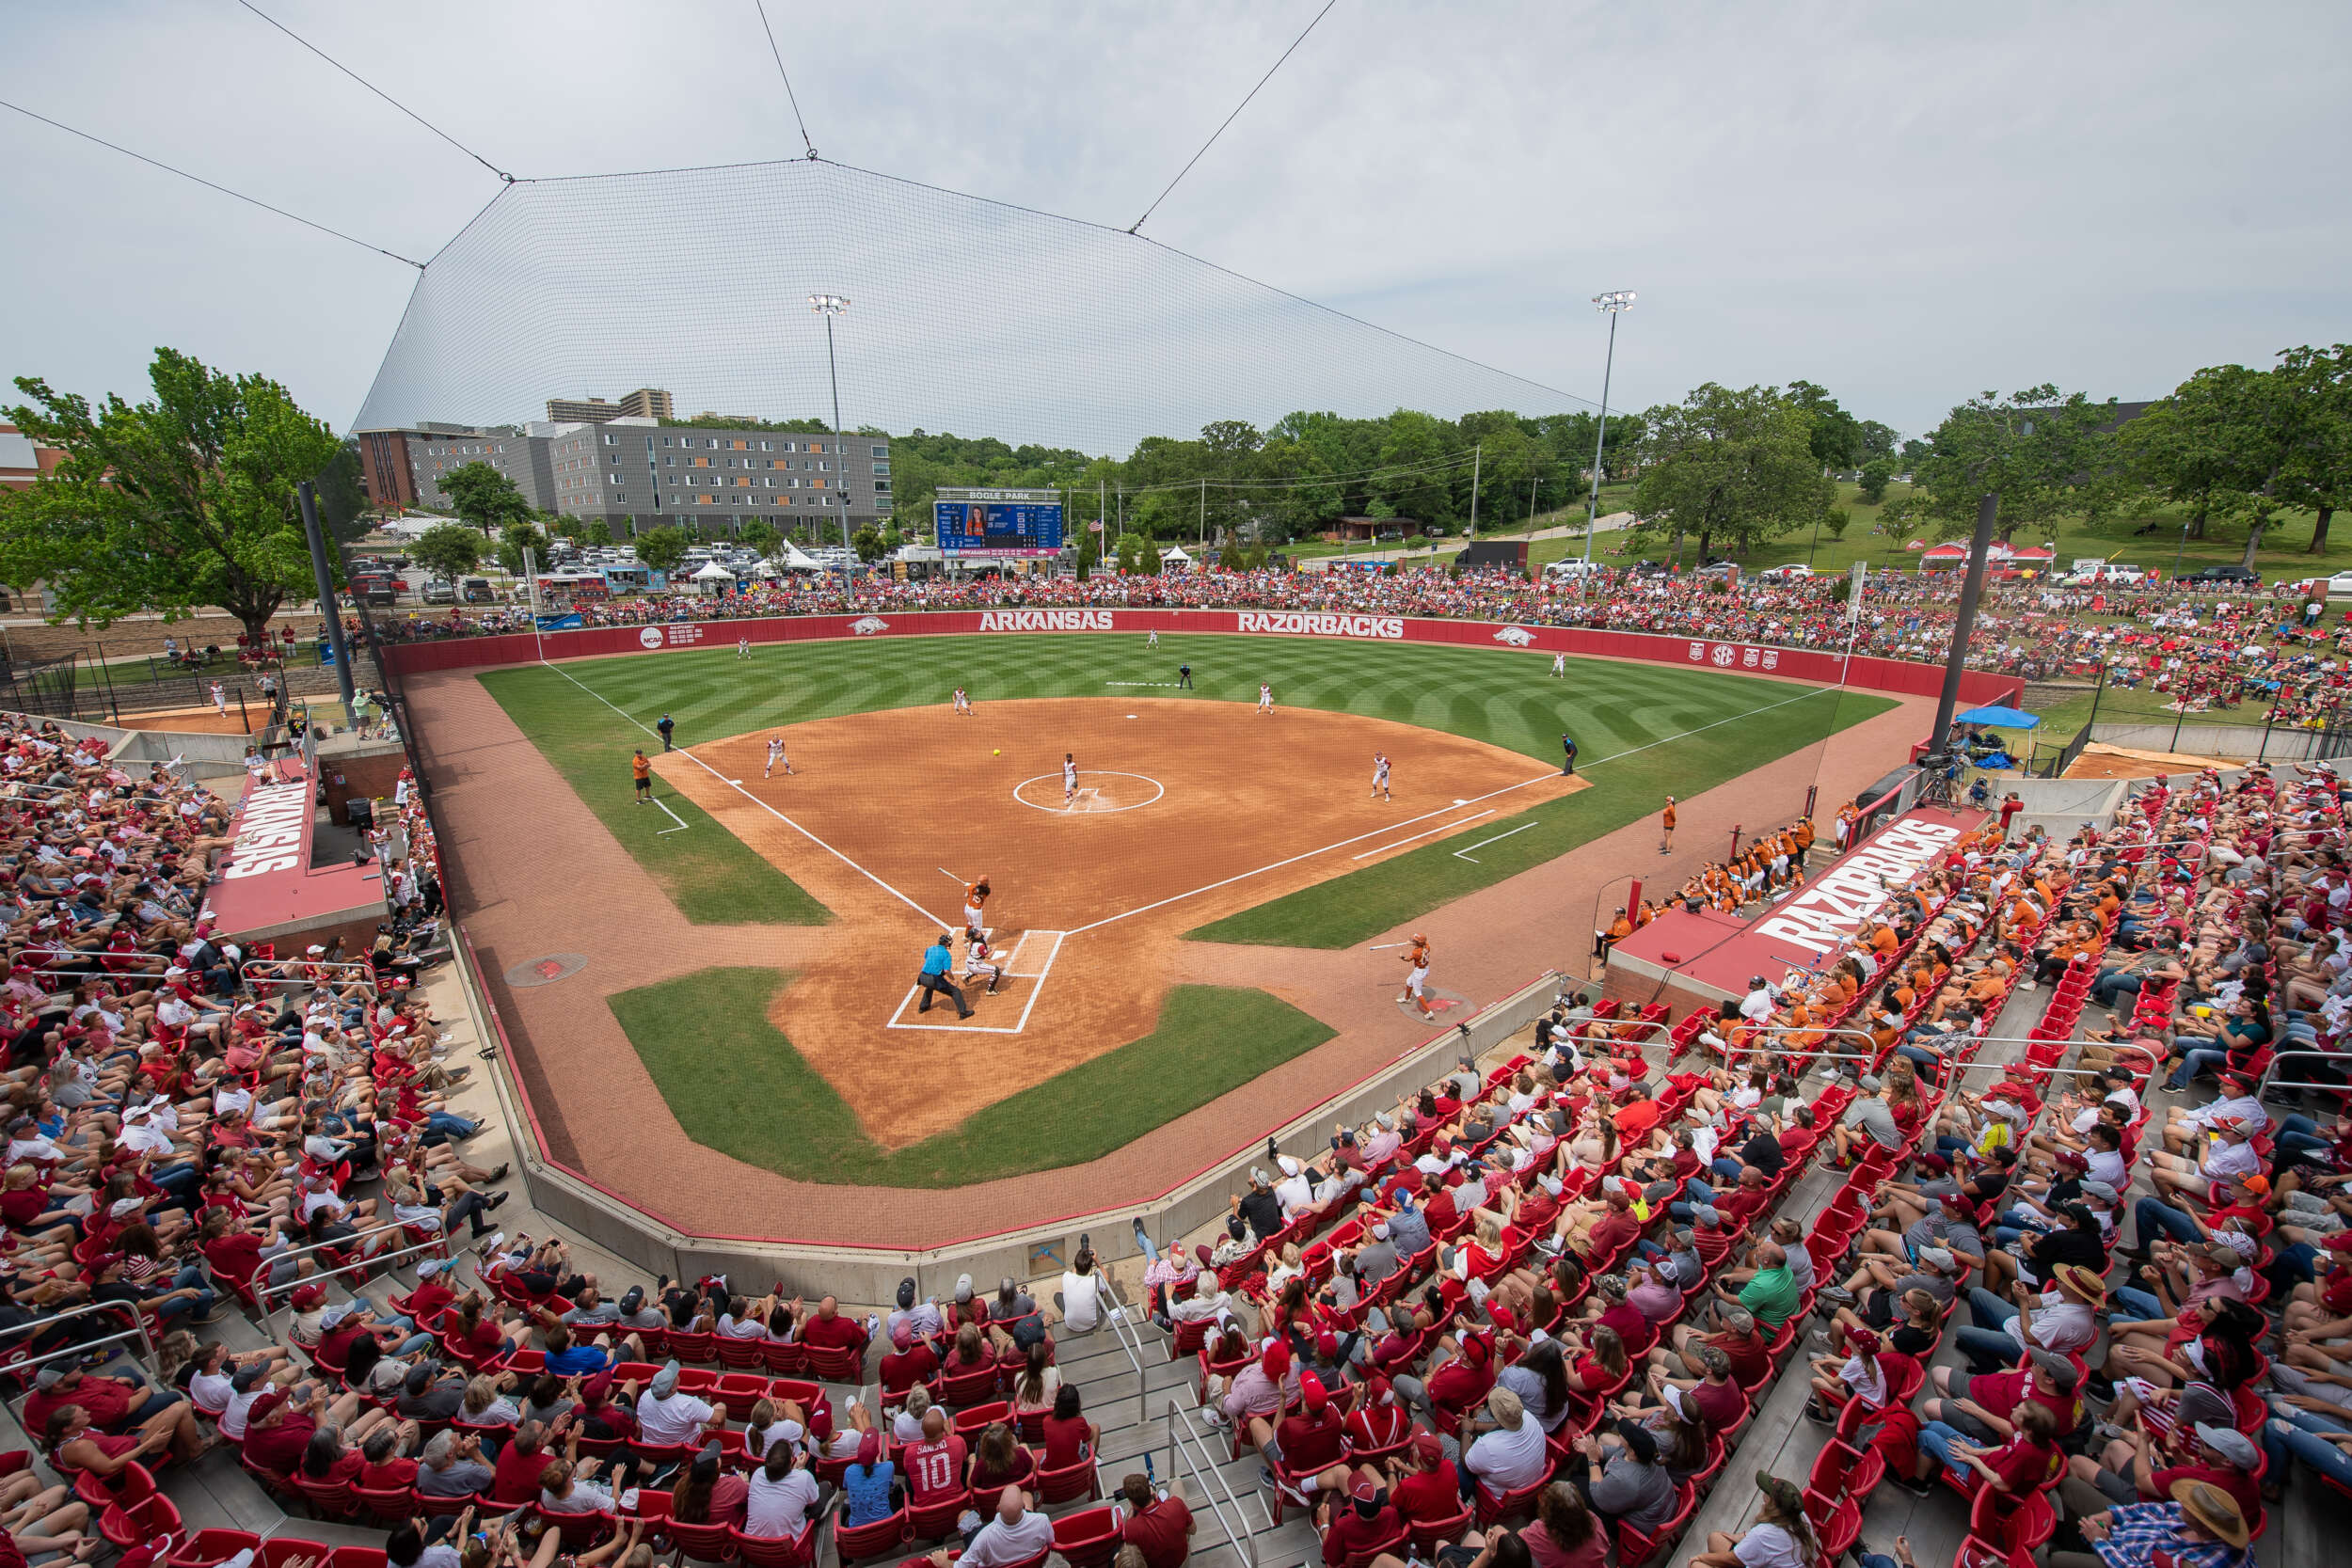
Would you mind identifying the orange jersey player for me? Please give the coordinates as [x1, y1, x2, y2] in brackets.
[962, 875, 991, 932]
[1396, 933, 1435, 1019]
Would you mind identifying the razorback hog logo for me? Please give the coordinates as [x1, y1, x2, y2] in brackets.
[849, 616, 890, 636]
[1236, 611, 1405, 641]
[1492, 626, 1537, 646]
[977, 610, 1114, 632]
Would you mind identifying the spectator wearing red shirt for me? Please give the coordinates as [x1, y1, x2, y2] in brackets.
[1041, 1385, 1098, 1469]
[1908, 1397, 2059, 1496]
[794, 1295, 874, 1360]
[1116, 1473, 1195, 1568]
[1385, 1433, 1461, 1526]
[1263, 1372, 1346, 1481]
[901, 1407, 969, 1505]
[1314, 1477, 1402, 1567]
[1409, 1332, 1495, 1429]
[241, 1386, 320, 1476]
[881, 1321, 941, 1397]
[1924, 1349, 2082, 1445]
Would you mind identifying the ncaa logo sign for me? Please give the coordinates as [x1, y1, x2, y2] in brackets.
[638, 627, 663, 649]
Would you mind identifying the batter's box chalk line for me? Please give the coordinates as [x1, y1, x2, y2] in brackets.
[885, 929, 1067, 1035]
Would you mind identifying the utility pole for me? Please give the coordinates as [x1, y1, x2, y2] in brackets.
[808, 293, 851, 566]
[1928, 492, 2000, 759]
[1200, 478, 1207, 560]
[1581, 291, 1636, 571]
[1468, 443, 1481, 536]
[297, 480, 355, 723]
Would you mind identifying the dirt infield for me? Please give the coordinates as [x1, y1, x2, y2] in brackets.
[656, 698, 1582, 1144]
[122, 704, 262, 736]
[407, 663, 1935, 1246]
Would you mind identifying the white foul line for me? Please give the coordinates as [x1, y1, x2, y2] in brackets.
[539, 659, 950, 928]
[1061, 682, 1846, 938]
[1452, 820, 1539, 862]
[1350, 810, 1492, 860]
[650, 796, 690, 835]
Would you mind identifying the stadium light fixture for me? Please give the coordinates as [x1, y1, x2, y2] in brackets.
[808, 294, 852, 568]
[1579, 291, 1635, 574]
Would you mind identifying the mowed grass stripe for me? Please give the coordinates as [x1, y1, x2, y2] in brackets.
[1186, 682, 1893, 949]
[610, 968, 1334, 1186]
[480, 636, 1882, 937]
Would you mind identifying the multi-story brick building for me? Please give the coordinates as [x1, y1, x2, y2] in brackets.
[546, 388, 673, 426]
[0, 424, 64, 491]
[354, 423, 559, 514]
[546, 417, 891, 538]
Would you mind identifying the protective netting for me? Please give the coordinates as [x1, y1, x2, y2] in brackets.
[354, 159, 1591, 453]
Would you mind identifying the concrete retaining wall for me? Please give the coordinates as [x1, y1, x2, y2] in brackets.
[2090, 720, 2333, 762]
[453, 911, 1566, 1296]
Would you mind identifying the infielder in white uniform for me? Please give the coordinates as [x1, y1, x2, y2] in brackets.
[738, 636, 752, 659]
[764, 736, 793, 778]
[952, 687, 974, 715]
[1146, 629, 1159, 649]
[1372, 752, 1391, 801]
[1062, 752, 1079, 807]
[1257, 683, 1274, 714]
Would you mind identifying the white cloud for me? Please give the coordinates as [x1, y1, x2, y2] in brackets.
[5, 0, 2346, 441]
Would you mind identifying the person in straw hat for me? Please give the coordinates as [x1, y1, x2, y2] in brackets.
[2052, 1477, 2252, 1568]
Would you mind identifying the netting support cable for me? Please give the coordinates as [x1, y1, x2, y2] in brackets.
[1128, 0, 1340, 234]
[233, 0, 517, 183]
[0, 96, 425, 269]
[751, 0, 819, 159]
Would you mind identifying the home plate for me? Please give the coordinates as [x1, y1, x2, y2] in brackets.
[1395, 985, 1471, 1020]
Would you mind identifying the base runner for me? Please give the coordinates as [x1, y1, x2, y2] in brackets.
[1371, 752, 1391, 801]
[1257, 682, 1274, 715]
[963, 875, 991, 932]
[962, 927, 1006, 993]
[1397, 932, 1435, 1020]
[952, 687, 974, 715]
[1062, 752, 1078, 807]
[765, 736, 794, 779]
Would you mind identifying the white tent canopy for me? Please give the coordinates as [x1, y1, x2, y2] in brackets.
[1158, 543, 1193, 562]
[689, 560, 734, 579]
[776, 541, 827, 571]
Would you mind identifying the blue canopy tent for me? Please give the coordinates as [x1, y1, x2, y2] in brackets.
[1956, 705, 2041, 730]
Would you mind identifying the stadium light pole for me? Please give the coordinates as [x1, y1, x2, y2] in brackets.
[809, 293, 852, 571]
[1579, 291, 1635, 573]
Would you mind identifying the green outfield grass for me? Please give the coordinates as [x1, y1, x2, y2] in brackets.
[480, 633, 1893, 941]
[608, 968, 1333, 1185]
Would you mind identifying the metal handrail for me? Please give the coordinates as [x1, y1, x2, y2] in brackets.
[1089, 1273, 1152, 1433]
[253, 1228, 453, 1338]
[0, 1297, 158, 1379]
[238, 956, 382, 987]
[2255, 1047, 2348, 1101]
[1163, 1398, 1262, 1568]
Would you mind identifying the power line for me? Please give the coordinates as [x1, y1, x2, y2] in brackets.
[0, 97, 425, 269]
[751, 0, 818, 159]
[233, 0, 514, 182]
[1129, 0, 1340, 234]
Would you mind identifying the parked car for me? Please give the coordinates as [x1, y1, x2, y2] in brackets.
[2183, 564, 2260, 585]
[1758, 563, 1813, 579]
[1696, 557, 1740, 577]
[2096, 562, 2146, 584]
[460, 577, 495, 603]
[1629, 559, 1672, 577]
[421, 581, 455, 605]
[1543, 559, 1604, 579]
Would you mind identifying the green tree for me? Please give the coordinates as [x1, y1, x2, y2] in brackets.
[1784, 381, 1866, 470]
[493, 521, 549, 578]
[1856, 461, 1894, 504]
[1632, 384, 1835, 560]
[1114, 531, 1152, 575]
[851, 525, 886, 563]
[439, 462, 534, 539]
[634, 525, 690, 575]
[411, 523, 484, 583]
[2277, 344, 2352, 554]
[1825, 508, 1852, 541]
[1855, 420, 1899, 465]
[581, 519, 612, 546]
[0, 347, 342, 644]
[2119, 374, 2243, 544]
[737, 518, 779, 558]
[1911, 386, 2119, 544]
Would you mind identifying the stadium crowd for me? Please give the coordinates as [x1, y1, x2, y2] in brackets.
[357, 565, 2352, 725]
[6, 642, 2352, 1568]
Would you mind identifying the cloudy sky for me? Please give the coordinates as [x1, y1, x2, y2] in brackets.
[6, 0, 2347, 451]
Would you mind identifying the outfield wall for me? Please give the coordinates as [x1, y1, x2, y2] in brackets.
[379, 608, 2026, 710]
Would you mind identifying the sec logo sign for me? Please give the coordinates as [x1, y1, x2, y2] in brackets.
[638, 627, 663, 649]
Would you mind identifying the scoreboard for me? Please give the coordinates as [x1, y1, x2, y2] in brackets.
[934, 487, 1064, 559]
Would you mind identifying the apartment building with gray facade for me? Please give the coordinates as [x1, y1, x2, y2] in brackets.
[547, 417, 893, 537]
[400, 424, 559, 513]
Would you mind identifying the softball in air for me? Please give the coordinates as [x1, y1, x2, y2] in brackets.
[993, 749, 1000, 755]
